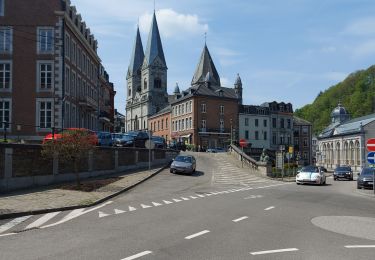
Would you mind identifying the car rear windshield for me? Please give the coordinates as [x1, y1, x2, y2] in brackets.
[361, 168, 375, 176]
[336, 166, 351, 171]
[122, 135, 134, 141]
[174, 156, 192, 163]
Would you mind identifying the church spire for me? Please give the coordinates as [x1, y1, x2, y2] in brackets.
[144, 11, 166, 66]
[127, 26, 144, 77]
[191, 44, 220, 86]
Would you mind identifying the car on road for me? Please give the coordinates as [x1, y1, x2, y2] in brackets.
[169, 141, 186, 151]
[170, 155, 196, 174]
[357, 167, 375, 189]
[126, 131, 150, 148]
[333, 166, 353, 181]
[296, 165, 326, 185]
[114, 134, 136, 147]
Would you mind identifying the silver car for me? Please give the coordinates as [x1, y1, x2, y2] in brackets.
[170, 155, 196, 174]
[296, 166, 326, 185]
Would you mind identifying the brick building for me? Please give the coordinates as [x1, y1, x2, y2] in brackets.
[293, 116, 312, 165]
[0, 0, 115, 142]
[148, 105, 171, 143]
[171, 44, 241, 150]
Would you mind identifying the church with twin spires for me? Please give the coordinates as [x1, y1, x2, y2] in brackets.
[126, 12, 169, 131]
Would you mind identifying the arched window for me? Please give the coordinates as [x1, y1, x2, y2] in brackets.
[154, 78, 161, 88]
[144, 79, 147, 89]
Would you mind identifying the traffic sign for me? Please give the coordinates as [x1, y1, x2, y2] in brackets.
[239, 139, 247, 148]
[366, 138, 375, 152]
[367, 152, 375, 164]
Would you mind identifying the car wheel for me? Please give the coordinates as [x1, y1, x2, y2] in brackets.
[296, 183, 301, 185]
[357, 185, 361, 189]
[170, 169, 173, 173]
[334, 178, 336, 181]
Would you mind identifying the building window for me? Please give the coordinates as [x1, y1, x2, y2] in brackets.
[245, 130, 249, 140]
[37, 61, 53, 90]
[302, 126, 308, 135]
[264, 131, 267, 140]
[154, 78, 161, 88]
[287, 135, 291, 144]
[255, 131, 259, 140]
[303, 138, 308, 147]
[0, 0, 4, 16]
[220, 105, 224, 115]
[245, 118, 249, 126]
[272, 133, 277, 145]
[295, 138, 299, 145]
[144, 79, 147, 89]
[189, 117, 192, 129]
[0, 27, 12, 53]
[0, 99, 11, 129]
[65, 34, 70, 59]
[189, 101, 192, 113]
[201, 103, 206, 113]
[0, 61, 11, 90]
[157, 121, 160, 131]
[303, 152, 308, 160]
[37, 100, 53, 129]
[280, 118, 284, 128]
[186, 102, 189, 113]
[263, 119, 267, 127]
[182, 119, 184, 130]
[178, 105, 181, 115]
[220, 119, 224, 131]
[201, 119, 206, 129]
[185, 118, 188, 129]
[65, 67, 70, 94]
[38, 28, 54, 53]
[287, 119, 291, 129]
[182, 104, 185, 114]
[272, 118, 276, 128]
[255, 119, 258, 127]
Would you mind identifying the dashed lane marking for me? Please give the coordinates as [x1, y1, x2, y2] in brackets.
[121, 250, 153, 260]
[345, 245, 375, 248]
[264, 206, 275, 211]
[232, 216, 248, 222]
[185, 230, 210, 240]
[250, 248, 299, 255]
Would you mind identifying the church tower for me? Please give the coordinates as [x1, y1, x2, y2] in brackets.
[126, 12, 168, 131]
[191, 44, 220, 86]
[234, 73, 243, 105]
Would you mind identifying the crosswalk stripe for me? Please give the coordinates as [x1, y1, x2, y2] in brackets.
[128, 206, 137, 212]
[173, 198, 182, 202]
[141, 204, 152, 209]
[26, 212, 60, 229]
[197, 194, 205, 198]
[163, 200, 173, 204]
[181, 197, 190, 201]
[0, 216, 31, 234]
[152, 202, 162, 206]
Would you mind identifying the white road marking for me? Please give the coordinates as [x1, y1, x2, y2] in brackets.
[99, 211, 110, 218]
[0, 216, 31, 234]
[141, 204, 152, 209]
[181, 197, 190, 200]
[205, 193, 213, 196]
[26, 212, 61, 229]
[0, 233, 16, 237]
[152, 202, 162, 207]
[345, 245, 375, 248]
[250, 248, 299, 255]
[244, 195, 263, 199]
[163, 200, 173, 204]
[114, 209, 126, 214]
[264, 206, 275, 211]
[121, 250, 153, 260]
[41, 201, 113, 228]
[185, 230, 210, 240]
[232, 216, 248, 222]
[128, 206, 137, 212]
[173, 198, 182, 202]
[190, 196, 198, 199]
[197, 194, 205, 198]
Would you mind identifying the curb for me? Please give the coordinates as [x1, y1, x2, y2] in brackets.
[0, 164, 169, 220]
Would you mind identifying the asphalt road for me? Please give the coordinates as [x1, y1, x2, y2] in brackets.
[1, 152, 375, 260]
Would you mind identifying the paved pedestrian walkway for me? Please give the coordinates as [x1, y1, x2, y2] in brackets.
[0, 166, 164, 217]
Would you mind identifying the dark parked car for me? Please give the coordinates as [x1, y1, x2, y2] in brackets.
[357, 167, 374, 189]
[112, 133, 124, 146]
[96, 132, 113, 146]
[333, 166, 353, 180]
[152, 136, 166, 149]
[169, 141, 186, 151]
[170, 155, 196, 174]
[126, 131, 150, 148]
[115, 134, 136, 147]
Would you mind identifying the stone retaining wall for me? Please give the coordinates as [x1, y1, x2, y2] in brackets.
[0, 144, 179, 193]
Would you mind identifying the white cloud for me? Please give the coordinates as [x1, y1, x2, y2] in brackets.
[344, 17, 375, 36]
[139, 9, 209, 39]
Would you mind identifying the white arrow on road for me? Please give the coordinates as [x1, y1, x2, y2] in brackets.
[114, 209, 126, 214]
[98, 211, 110, 218]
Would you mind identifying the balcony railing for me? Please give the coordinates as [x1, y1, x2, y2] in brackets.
[79, 96, 98, 110]
[198, 128, 230, 133]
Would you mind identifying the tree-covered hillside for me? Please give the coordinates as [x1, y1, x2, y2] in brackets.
[295, 65, 375, 134]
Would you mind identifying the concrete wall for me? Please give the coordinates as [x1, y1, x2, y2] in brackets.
[0, 144, 178, 193]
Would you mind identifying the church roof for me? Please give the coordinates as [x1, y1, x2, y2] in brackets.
[171, 83, 238, 104]
[191, 44, 220, 86]
[127, 26, 144, 76]
[144, 12, 166, 66]
[319, 113, 375, 138]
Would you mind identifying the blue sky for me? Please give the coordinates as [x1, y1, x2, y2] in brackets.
[73, 0, 375, 114]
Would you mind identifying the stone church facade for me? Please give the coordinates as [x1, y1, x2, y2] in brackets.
[125, 12, 169, 131]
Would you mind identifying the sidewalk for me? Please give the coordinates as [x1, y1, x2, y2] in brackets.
[0, 165, 166, 219]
